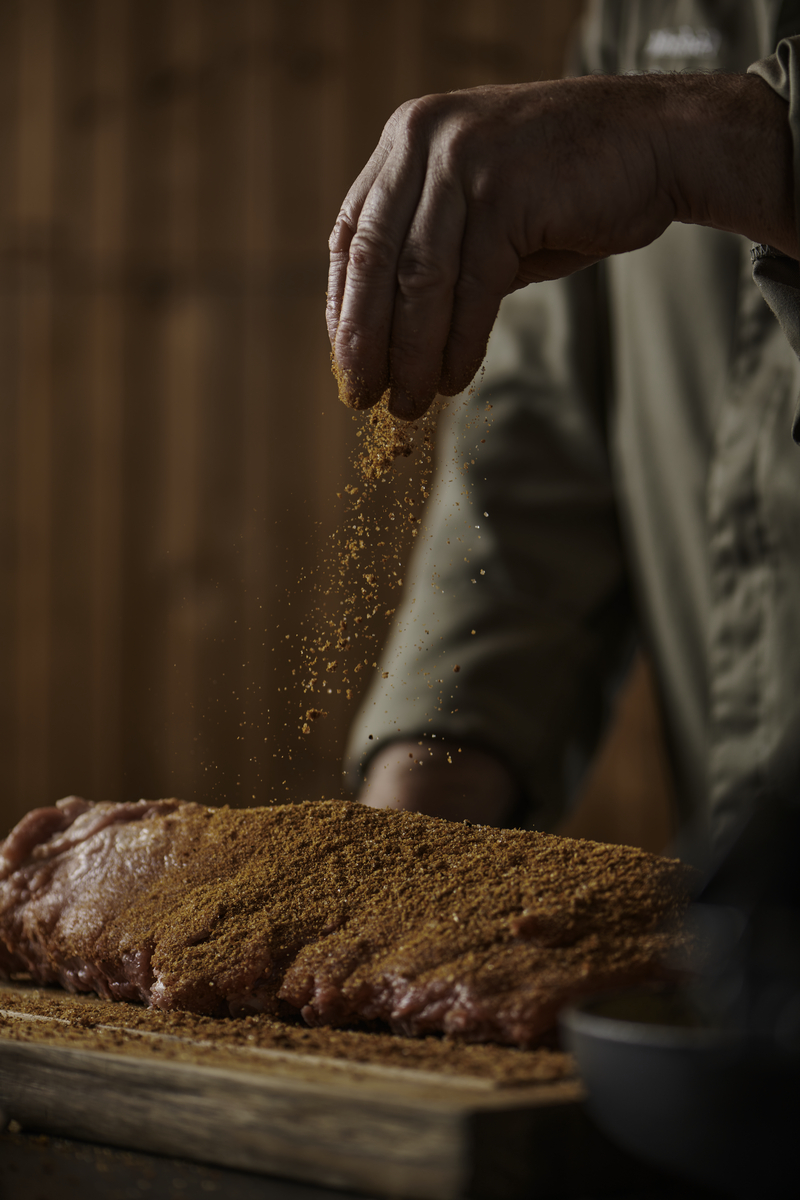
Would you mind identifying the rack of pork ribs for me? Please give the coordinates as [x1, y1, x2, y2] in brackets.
[0, 797, 694, 1048]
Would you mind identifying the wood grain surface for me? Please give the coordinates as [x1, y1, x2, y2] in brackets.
[0, 981, 663, 1200]
[0, 1003, 606, 1200]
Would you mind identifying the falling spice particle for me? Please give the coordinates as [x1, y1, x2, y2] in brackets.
[262, 365, 496, 758]
[292, 386, 440, 737]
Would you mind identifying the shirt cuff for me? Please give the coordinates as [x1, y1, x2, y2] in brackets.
[748, 36, 800, 257]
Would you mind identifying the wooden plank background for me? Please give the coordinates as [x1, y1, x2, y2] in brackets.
[0, 0, 583, 832]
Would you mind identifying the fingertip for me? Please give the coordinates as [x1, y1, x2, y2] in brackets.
[439, 350, 487, 398]
[330, 357, 384, 411]
[437, 375, 469, 398]
[386, 381, 437, 421]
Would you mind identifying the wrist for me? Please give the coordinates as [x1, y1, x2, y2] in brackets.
[357, 739, 519, 826]
[662, 72, 796, 257]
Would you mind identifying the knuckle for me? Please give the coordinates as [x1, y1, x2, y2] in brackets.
[452, 266, 487, 304]
[390, 92, 452, 145]
[465, 165, 500, 207]
[395, 93, 437, 128]
[396, 245, 452, 297]
[334, 314, 367, 355]
[328, 210, 355, 253]
[347, 222, 397, 277]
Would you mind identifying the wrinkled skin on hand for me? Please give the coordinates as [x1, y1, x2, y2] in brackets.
[328, 72, 794, 419]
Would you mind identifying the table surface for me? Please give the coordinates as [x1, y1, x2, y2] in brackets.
[0, 1129, 729, 1200]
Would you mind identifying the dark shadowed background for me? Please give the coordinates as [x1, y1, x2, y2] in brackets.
[0, 0, 583, 832]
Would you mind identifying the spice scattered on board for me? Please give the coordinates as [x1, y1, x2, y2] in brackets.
[0, 983, 574, 1088]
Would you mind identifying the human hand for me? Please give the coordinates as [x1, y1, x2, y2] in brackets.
[358, 739, 518, 827]
[328, 72, 794, 419]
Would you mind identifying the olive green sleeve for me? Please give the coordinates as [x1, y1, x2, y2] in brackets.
[750, 35, 800, 440]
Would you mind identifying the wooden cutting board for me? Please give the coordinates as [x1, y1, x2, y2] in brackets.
[0, 983, 640, 1200]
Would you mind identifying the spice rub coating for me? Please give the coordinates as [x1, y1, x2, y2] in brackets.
[0, 797, 694, 1047]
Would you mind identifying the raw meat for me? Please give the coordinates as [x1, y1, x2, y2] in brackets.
[0, 797, 695, 1046]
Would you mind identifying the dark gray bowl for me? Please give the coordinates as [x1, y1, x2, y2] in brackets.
[560, 989, 799, 1198]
